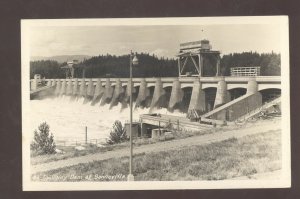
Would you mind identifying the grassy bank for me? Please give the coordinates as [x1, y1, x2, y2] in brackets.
[30, 126, 217, 165]
[32, 129, 281, 181]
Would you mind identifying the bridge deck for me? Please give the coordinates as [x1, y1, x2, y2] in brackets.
[43, 76, 281, 84]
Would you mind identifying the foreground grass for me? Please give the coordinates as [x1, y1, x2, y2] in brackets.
[32, 130, 281, 181]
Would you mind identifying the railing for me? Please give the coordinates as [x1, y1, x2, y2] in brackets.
[55, 138, 108, 147]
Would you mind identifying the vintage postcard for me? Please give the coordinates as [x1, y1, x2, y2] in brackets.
[22, 16, 290, 190]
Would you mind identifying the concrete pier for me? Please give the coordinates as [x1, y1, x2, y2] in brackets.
[214, 79, 230, 109]
[51, 79, 56, 86]
[110, 79, 124, 108]
[47, 80, 51, 87]
[150, 78, 165, 111]
[92, 79, 104, 104]
[246, 79, 258, 94]
[188, 80, 206, 113]
[72, 78, 79, 96]
[55, 79, 61, 95]
[79, 78, 87, 97]
[168, 79, 184, 111]
[100, 78, 114, 105]
[66, 79, 73, 95]
[60, 79, 67, 95]
[86, 79, 95, 98]
[135, 78, 150, 108]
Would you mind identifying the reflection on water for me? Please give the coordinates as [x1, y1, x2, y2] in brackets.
[29, 96, 185, 144]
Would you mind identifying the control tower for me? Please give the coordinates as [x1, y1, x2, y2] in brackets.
[176, 40, 221, 77]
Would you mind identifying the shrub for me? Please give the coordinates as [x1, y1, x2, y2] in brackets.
[30, 122, 56, 155]
[107, 120, 128, 145]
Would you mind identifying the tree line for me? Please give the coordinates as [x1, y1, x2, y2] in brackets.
[30, 52, 280, 79]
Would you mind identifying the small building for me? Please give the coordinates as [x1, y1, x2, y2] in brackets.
[124, 122, 140, 138]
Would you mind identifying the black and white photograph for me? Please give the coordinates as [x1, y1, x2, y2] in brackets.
[21, 16, 290, 190]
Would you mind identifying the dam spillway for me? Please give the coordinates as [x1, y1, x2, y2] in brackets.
[30, 76, 281, 115]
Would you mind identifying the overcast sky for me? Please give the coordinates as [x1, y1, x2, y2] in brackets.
[29, 24, 281, 58]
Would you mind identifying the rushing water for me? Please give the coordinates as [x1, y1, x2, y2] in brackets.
[29, 96, 185, 145]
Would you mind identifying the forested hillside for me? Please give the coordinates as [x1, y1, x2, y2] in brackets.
[30, 52, 280, 79]
[221, 52, 280, 76]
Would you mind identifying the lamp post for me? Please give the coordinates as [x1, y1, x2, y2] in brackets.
[128, 51, 138, 181]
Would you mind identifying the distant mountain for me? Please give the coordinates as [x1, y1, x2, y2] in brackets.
[30, 55, 92, 63]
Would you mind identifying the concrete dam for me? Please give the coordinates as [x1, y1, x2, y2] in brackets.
[31, 76, 281, 118]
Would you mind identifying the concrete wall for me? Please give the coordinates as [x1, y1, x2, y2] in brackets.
[208, 92, 263, 121]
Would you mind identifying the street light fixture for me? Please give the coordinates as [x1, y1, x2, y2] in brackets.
[128, 51, 138, 181]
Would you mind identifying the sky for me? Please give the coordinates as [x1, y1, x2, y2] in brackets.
[29, 24, 281, 58]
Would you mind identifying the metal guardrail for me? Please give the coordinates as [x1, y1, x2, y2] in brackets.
[55, 138, 108, 147]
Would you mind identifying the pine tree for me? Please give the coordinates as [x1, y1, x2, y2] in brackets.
[107, 120, 128, 145]
[31, 122, 56, 155]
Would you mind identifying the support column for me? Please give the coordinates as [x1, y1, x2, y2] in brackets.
[72, 78, 79, 96]
[246, 78, 258, 94]
[100, 78, 114, 106]
[110, 79, 124, 108]
[188, 79, 206, 113]
[214, 79, 230, 109]
[51, 79, 56, 86]
[168, 79, 184, 111]
[59, 79, 67, 95]
[92, 79, 104, 104]
[86, 79, 95, 98]
[47, 80, 51, 87]
[55, 79, 61, 95]
[125, 79, 137, 102]
[79, 78, 87, 97]
[66, 79, 73, 95]
[150, 78, 165, 111]
[135, 78, 150, 108]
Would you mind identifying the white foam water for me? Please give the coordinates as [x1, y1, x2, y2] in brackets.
[29, 96, 185, 144]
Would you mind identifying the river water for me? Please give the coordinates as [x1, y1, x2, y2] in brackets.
[29, 96, 185, 145]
